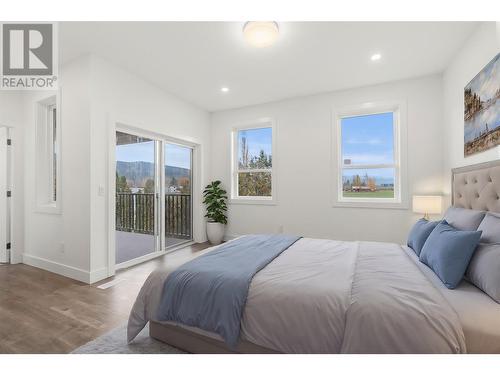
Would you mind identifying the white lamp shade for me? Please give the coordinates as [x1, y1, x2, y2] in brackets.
[412, 195, 443, 215]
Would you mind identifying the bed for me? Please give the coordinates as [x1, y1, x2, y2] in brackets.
[127, 160, 500, 353]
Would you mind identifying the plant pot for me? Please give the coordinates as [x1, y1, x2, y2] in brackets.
[206, 222, 225, 245]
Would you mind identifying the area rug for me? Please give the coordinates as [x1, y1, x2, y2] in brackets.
[72, 324, 187, 354]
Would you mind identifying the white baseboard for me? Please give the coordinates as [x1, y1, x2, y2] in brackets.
[23, 254, 93, 284]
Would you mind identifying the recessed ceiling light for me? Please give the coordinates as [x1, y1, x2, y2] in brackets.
[221, 87, 229, 93]
[371, 53, 382, 61]
[243, 21, 279, 48]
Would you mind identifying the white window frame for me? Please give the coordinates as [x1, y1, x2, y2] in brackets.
[230, 118, 276, 205]
[47, 103, 57, 203]
[332, 100, 408, 209]
[35, 94, 62, 214]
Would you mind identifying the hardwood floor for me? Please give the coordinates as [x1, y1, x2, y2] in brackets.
[0, 242, 210, 354]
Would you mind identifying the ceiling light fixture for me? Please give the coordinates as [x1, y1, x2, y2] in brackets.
[371, 53, 382, 61]
[221, 87, 229, 93]
[243, 21, 279, 48]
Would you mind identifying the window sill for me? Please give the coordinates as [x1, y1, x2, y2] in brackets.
[332, 200, 408, 210]
[229, 198, 277, 206]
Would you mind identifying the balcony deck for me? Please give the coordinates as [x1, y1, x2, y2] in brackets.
[115, 192, 192, 264]
[116, 231, 190, 265]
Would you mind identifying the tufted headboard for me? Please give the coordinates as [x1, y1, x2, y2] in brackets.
[452, 160, 500, 213]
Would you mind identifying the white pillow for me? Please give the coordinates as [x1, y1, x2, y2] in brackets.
[466, 211, 500, 303]
[444, 206, 485, 231]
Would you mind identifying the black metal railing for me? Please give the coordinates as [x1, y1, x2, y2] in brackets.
[165, 194, 191, 239]
[116, 193, 191, 239]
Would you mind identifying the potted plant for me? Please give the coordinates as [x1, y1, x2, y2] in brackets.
[203, 180, 228, 245]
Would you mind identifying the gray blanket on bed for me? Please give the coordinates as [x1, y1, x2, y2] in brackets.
[156, 234, 301, 347]
[128, 238, 466, 353]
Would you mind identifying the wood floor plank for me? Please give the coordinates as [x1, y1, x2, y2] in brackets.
[0, 242, 209, 353]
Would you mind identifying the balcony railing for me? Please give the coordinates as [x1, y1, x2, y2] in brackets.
[165, 193, 192, 239]
[116, 193, 191, 239]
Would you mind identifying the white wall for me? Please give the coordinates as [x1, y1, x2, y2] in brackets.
[88, 55, 211, 281]
[0, 91, 25, 263]
[210, 75, 444, 244]
[19, 54, 211, 283]
[442, 22, 500, 198]
[22, 56, 92, 281]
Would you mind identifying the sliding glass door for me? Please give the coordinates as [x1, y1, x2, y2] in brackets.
[115, 131, 159, 265]
[164, 143, 193, 248]
[115, 131, 193, 267]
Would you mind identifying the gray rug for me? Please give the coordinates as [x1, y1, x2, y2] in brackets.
[72, 324, 187, 354]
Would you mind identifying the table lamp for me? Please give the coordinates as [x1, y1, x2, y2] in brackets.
[412, 195, 442, 220]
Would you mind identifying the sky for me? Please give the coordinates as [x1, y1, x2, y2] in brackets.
[116, 140, 192, 169]
[341, 112, 394, 180]
[238, 127, 272, 165]
[165, 143, 191, 169]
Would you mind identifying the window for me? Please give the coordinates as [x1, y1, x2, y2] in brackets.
[35, 95, 61, 213]
[48, 103, 57, 202]
[231, 120, 274, 203]
[334, 102, 407, 208]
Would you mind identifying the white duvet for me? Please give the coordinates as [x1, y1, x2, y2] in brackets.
[128, 238, 466, 353]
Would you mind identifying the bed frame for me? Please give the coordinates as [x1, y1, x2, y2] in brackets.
[451, 159, 500, 213]
[149, 321, 278, 354]
[150, 159, 500, 353]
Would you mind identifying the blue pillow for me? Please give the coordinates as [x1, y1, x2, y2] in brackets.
[419, 220, 482, 289]
[407, 219, 440, 256]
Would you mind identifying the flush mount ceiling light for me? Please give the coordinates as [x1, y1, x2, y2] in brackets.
[220, 87, 229, 93]
[371, 53, 382, 61]
[243, 21, 279, 48]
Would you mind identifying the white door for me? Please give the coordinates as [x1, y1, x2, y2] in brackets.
[0, 127, 8, 263]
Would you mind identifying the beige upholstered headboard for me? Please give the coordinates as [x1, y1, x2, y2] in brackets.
[452, 160, 500, 213]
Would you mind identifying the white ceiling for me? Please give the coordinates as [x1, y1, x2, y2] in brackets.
[60, 22, 478, 112]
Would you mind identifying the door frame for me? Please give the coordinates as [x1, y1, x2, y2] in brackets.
[107, 118, 199, 276]
[0, 126, 9, 263]
[113, 124, 162, 271]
